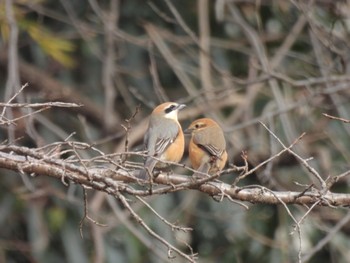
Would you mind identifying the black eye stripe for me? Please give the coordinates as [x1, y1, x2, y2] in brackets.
[165, 104, 176, 113]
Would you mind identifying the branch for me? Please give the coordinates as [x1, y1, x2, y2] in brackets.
[323, 113, 350, 123]
[0, 101, 82, 108]
[0, 145, 349, 207]
[0, 52, 120, 133]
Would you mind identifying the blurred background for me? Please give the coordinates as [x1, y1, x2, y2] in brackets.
[1, 0, 350, 262]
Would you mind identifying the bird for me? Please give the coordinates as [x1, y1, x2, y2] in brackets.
[185, 118, 227, 176]
[138, 102, 186, 180]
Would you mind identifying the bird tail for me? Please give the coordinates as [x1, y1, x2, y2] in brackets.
[137, 158, 157, 180]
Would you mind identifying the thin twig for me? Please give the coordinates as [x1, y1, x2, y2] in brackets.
[232, 132, 306, 186]
[116, 191, 197, 262]
[79, 186, 107, 238]
[322, 113, 350, 123]
[259, 121, 327, 191]
[106, 195, 171, 261]
[121, 105, 140, 163]
[301, 210, 350, 263]
[136, 196, 192, 232]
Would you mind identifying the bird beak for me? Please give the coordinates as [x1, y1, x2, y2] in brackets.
[176, 104, 186, 111]
[184, 126, 192, 134]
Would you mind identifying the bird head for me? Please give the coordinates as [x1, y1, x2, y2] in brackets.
[185, 118, 219, 134]
[152, 102, 186, 121]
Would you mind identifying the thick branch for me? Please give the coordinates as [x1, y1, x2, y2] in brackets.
[0, 145, 349, 207]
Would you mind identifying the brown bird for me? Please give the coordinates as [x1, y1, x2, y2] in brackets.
[138, 102, 186, 179]
[185, 118, 227, 176]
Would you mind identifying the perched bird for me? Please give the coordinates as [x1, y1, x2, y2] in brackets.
[138, 102, 186, 179]
[185, 118, 227, 176]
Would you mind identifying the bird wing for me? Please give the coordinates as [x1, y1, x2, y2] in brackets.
[193, 126, 225, 158]
[154, 137, 173, 155]
[145, 117, 179, 156]
[139, 118, 179, 180]
[198, 143, 224, 158]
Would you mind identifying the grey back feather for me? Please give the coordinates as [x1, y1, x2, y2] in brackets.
[144, 115, 179, 157]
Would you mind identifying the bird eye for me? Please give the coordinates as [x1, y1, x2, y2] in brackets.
[195, 124, 200, 129]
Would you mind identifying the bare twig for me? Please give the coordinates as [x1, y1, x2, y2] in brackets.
[232, 132, 306, 186]
[148, 43, 169, 102]
[198, 0, 213, 99]
[4, 0, 21, 142]
[322, 113, 350, 123]
[79, 186, 107, 238]
[101, 0, 119, 130]
[144, 23, 198, 97]
[259, 121, 327, 191]
[116, 191, 198, 262]
[136, 196, 192, 232]
[121, 104, 141, 163]
[1, 106, 50, 126]
[106, 195, 171, 261]
[301, 210, 350, 263]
